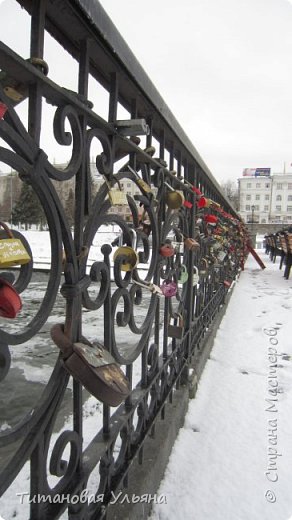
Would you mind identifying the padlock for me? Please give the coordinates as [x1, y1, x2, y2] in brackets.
[0, 221, 31, 267]
[51, 324, 130, 407]
[183, 179, 202, 196]
[0, 58, 49, 107]
[127, 165, 152, 194]
[178, 264, 189, 284]
[0, 277, 22, 318]
[164, 182, 185, 209]
[184, 237, 200, 251]
[132, 279, 163, 296]
[193, 266, 200, 286]
[168, 313, 184, 339]
[199, 258, 208, 277]
[197, 196, 211, 209]
[160, 280, 177, 298]
[113, 229, 138, 272]
[159, 242, 175, 257]
[104, 177, 128, 205]
[217, 250, 227, 262]
[204, 214, 218, 225]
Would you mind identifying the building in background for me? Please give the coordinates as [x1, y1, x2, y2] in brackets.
[238, 168, 292, 225]
[0, 164, 143, 225]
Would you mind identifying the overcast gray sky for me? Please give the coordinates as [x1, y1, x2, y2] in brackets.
[1, 0, 292, 184]
[98, 0, 292, 183]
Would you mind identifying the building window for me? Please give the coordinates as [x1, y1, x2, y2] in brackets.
[246, 194, 251, 200]
[288, 195, 292, 201]
[264, 205, 269, 211]
[287, 206, 292, 212]
[256, 183, 261, 188]
[276, 205, 282, 211]
[247, 183, 251, 189]
[254, 205, 259, 211]
[245, 205, 250, 211]
[265, 194, 269, 200]
[288, 184, 292, 190]
[255, 194, 260, 200]
[276, 183, 283, 190]
[276, 195, 282, 201]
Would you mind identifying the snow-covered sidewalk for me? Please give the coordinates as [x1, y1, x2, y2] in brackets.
[150, 249, 292, 520]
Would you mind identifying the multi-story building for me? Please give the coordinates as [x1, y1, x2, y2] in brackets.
[238, 171, 292, 225]
[0, 164, 144, 224]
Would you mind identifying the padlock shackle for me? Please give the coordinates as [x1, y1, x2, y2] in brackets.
[0, 221, 14, 239]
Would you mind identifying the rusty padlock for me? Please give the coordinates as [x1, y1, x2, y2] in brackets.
[113, 229, 138, 272]
[184, 237, 200, 251]
[0, 58, 49, 107]
[168, 313, 184, 339]
[51, 324, 130, 407]
[0, 277, 22, 318]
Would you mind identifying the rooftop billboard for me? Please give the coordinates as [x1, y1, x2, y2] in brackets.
[242, 168, 271, 177]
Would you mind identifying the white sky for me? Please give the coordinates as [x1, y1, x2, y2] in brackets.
[1, 0, 292, 184]
[98, 0, 292, 182]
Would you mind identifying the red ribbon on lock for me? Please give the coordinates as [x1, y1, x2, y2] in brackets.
[0, 103, 7, 119]
[0, 278, 22, 318]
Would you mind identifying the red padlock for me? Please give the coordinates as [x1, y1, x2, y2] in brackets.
[0, 277, 22, 318]
[159, 243, 175, 257]
[204, 214, 218, 225]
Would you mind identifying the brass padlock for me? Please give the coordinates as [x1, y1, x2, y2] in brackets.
[164, 182, 185, 209]
[113, 229, 138, 272]
[127, 165, 152, 194]
[51, 324, 130, 407]
[168, 313, 184, 339]
[132, 279, 163, 296]
[0, 222, 31, 267]
[104, 177, 128, 205]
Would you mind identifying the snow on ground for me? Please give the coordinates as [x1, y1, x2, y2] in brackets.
[149, 247, 292, 520]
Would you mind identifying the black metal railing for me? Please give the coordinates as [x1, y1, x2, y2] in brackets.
[0, 1, 247, 518]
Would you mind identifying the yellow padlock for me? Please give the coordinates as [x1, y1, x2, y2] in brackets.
[104, 177, 128, 205]
[0, 222, 31, 267]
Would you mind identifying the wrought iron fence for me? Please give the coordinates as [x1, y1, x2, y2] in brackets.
[0, 1, 247, 518]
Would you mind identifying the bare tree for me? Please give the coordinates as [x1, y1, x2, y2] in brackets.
[220, 179, 239, 210]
